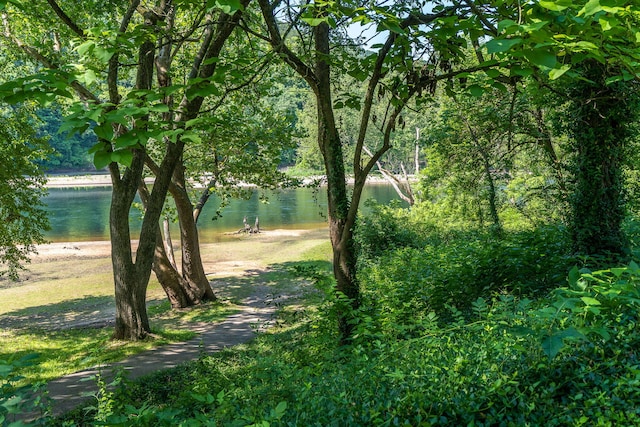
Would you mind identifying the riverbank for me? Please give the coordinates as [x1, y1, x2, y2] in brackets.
[45, 172, 409, 188]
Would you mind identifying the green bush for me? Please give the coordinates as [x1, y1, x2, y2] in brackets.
[357, 219, 572, 333]
[354, 200, 429, 262]
[1, 354, 50, 426]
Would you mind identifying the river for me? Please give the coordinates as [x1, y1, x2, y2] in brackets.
[43, 184, 405, 242]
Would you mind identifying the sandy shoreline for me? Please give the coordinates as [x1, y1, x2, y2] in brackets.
[46, 173, 137, 187]
[31, 228, 328, 262]
[45, 173, 399, 188]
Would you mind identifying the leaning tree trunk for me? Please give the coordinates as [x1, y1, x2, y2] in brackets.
[153, 225, 201, 308]
[171, 165, 217, 302]
[138, 182, 203, 308]
[144, 167, 217, 305]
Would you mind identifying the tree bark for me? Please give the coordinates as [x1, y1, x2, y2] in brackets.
[314, 22, 360, 341]
[110, 151, 152, 340]
[171, 165, 217, 302]
[567, 61, 633, 255]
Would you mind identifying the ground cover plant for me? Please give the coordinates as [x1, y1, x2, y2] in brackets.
[9, 208, 638, 426]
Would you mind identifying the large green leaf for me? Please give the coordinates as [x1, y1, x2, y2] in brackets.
[524, 48, 557, 68]
[485, 38, 523, 53]
[211, 0, 243, 14]
[542, 333, 564, 359]
[93, 150, 112, 170]
[539, 0, 575, 11]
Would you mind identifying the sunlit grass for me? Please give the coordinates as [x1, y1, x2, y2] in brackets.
[0, 230, 331, 386]
[0, 299, 237, 384]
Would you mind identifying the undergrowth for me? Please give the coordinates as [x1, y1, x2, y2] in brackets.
[5, 207, 640, 426]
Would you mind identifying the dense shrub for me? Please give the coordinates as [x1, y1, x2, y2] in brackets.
[354, 200, 429, 261]
[355, 204, 573, 330]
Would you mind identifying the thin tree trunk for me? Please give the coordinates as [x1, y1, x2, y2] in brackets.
[315, 22, 359, 342]
[171, 176, 217, 302]
[480, 150, 502, 235]
[162, 217, 178, 270]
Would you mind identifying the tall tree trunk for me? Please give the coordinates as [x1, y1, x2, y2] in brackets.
[110, 151, 152, 340]
[314, 22, 359, 341]
[567, 61, 634, 255]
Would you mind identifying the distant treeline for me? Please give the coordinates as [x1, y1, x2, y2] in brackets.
[37, 107, 98, 172]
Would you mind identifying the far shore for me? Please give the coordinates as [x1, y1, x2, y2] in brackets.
[45, 172, 408, 188]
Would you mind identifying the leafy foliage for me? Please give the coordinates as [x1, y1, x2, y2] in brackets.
[45, 234, 640, 425]
[0, 105, 50, 280]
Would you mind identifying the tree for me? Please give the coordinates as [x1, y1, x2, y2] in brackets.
[0, 0, 250, 339]
[144, 83, 299, 309]
[0, 105, 50, 280]
[255, 0, 476, 340]
[471, 0, 640, 255]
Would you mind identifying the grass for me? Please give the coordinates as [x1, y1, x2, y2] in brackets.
[0, 228, 331, 385]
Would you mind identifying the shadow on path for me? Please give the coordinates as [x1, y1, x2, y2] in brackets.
[16, 289, 277, 422]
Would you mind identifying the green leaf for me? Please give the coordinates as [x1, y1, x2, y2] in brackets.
[76, 40, 95, 57]
[524, 48, 557, 68]
[510, 66, 534, 77]
[568, 266, 580, 288]
[181, 132, 202, 144]
[539, 0, 574, 11]
[542, 333, 564, 359]
[186, 82, 220, 100]
[468, 84, 484, 97]
[580, 296, 601, 306]
[579, 0, 602, 16]
[610, 267, 626, 278]
[93, 151, 112, 169]
[380, 20, 405, 35]
[93, 46, 115, 63]
[497, 19, 518, 34]
[485, 38, 522, 54]
[598, 16, 616, 31]
[213, 0, 243, 14]
[301, 17, 327, 26]
[274, 401, 287, 417]
[94, 124, 114, 141]
[149, 103, 170, 113]
[111, 149, 133, 167]
[549, 64, 571, 80]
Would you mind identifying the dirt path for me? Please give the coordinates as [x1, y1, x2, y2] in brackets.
[2, 228, 330, 422]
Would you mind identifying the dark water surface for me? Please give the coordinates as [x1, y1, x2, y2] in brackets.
[43, 184, 404, 242]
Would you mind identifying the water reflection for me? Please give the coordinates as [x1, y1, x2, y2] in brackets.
[43, 184, 405, 242]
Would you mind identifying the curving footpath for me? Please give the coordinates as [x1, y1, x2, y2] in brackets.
[14, 291, 277, 423]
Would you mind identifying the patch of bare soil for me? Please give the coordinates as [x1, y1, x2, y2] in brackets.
[7, 228, 328, 331]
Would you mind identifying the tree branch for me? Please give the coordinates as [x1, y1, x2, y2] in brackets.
[256, 0, 318, 91]
[45, 0, 86, 38]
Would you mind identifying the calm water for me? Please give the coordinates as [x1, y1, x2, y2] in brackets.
[43, 184, 404, 242]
